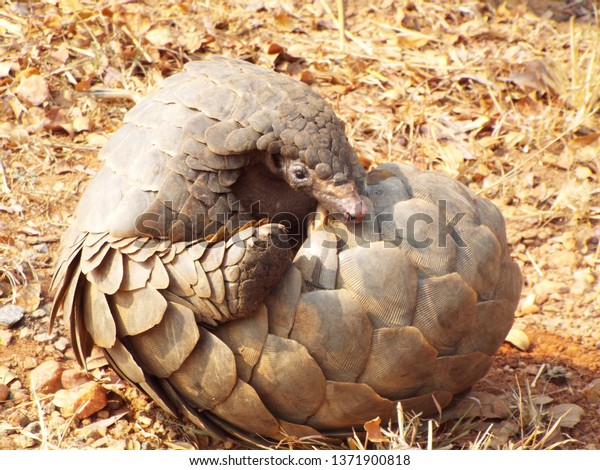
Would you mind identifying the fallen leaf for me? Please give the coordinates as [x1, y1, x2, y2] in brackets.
[0, 365, 18, 385]
[16, 75, 49, 107]
[505, 328, 530, 351]
[395, 27, 435, 48]
[548, 404, 584, 428]
[145, 27, 174, 47]
[488, 420, 519, 448]
[531, 394, 554, 406]
[274, 12, 295, 32]
[73, 410, 129, 437]
[364, 416, 387, 442]
[15, 282, 41, 313]
[73, 115, 91, 133]
[0, 61, 14, 78]
[504, 59, 564, 96]
[445, 391, 511, 420]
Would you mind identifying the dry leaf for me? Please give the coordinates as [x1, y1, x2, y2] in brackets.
[395, 27, 434, 48]
[0, 62, 14, 78]
[274, 12, 295, 32]
[73, 115, 91, 133]
[0, 365, 18, 385]
[145, 27, 174, 47]
[50, 43, 70, 65]
[583, 379, 600, 405]
[15, 282, 41, 313]
[446, 391, 511, 420]
[73, 410, 129, 437]
[16, 75, 49, 107]
[59, 0, 83, 14]
[505, 59, 564, 96]
[505, 328, 530, 351]
[364, 416, 387, 442]
[548, 404, 584, 428]
[488, 420, 519, 448]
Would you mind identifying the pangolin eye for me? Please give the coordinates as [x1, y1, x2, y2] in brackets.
[293, 167, 307, 180]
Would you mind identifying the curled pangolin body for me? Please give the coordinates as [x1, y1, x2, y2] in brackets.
[51, 57, 521, 447]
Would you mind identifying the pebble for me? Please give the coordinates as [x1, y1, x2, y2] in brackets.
[18, 327, 32, 340]
[11, 390, 29, 404]
[22, 357, 38, 370]
[519, 293, 540, 315]
[0, 383, 9, 401]
[0, 304, 25, 328]
[570, 269, 595, 295]
[533, 280, 569, 305]
[61, 369, 91, 390]
[34, 331, 57, 343]
[53, 381, 108, 419]
[0, 329, 13, 346]
[30, 308, 47, 319]
[54, 337, 69, 352]
[6, 410, 30, 427]
[583, 379, 600, 404]
[10, 380, 22, 390]
[30, 360, 64, 394]
[12, 434, 35, 449]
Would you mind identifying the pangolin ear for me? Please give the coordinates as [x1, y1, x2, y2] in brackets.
[265, 153, 285, 177]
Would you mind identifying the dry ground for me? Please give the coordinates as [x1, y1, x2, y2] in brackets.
[0, 0, 599, 449]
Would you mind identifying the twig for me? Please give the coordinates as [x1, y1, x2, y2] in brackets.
[336, 0, 345, 47]
[317, 0, 371, 53]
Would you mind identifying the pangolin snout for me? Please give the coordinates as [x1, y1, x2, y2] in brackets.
[313, 181, 369, 222]
[335, 196, 368, 220]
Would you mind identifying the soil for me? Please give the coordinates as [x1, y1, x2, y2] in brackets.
[0, 0, 599, 450]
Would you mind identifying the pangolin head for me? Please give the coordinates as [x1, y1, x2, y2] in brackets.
[262, 97, 368, 221]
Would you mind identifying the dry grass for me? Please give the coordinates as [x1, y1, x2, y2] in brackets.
[1, 0, 599, 450]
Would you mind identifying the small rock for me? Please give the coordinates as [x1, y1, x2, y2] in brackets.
[18, 327, 32, 340]
[0, 383, 9, 401]
[11, 390, 29, 404]
[22, 357, 37, 370]
[54, 337, 69, 352]
[61, 369, 91, 390]
[23, 421, 41, 435]
[519, 293, 539, 315]
[0, 329, 13, 346]
[30, 360, 64, 394]
[30, 308, 47, 319]
[12, 433, 36, 449]
[583, 379, 600, 404]
[532, 280, 569, 304]
[96, 410, 110, 419]
[10, 380, 22, 390]
[571, 269, 595, 295]
[0, 304, 25, 328]
[53, 381, 108, 419]
[6, 409, 30, 427]
[34, 331, 57, 343]
[138, 415, 153, 428]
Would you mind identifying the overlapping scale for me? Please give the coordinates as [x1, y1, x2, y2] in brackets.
[127, 301, 199, 378]
[358, 327, 438, 399]
[168, 327, 236, 409]
[289, 289, 372, 382]
[337, 242, 418, 328]
[249, 334, 327, 423]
